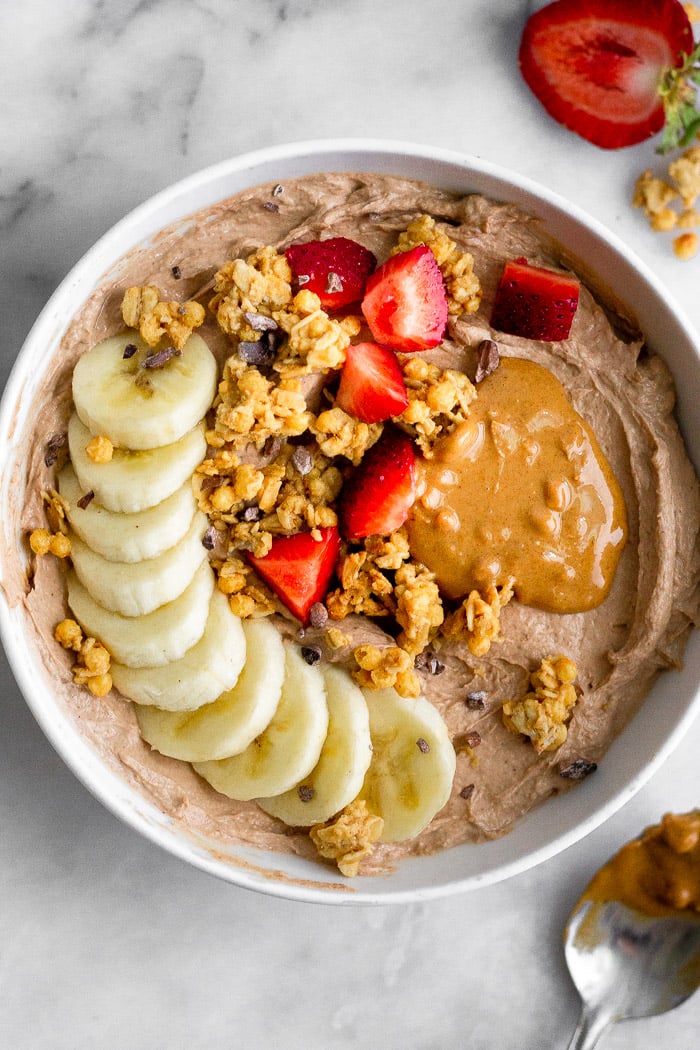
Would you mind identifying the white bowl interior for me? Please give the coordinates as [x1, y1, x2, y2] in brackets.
[1, 140, 698, 903]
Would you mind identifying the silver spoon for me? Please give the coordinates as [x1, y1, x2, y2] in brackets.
[564, 890, 700, 1049]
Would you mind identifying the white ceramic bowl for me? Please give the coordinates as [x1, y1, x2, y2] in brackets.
[1, 140, 698, 904]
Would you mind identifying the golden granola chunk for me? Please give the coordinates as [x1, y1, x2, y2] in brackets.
[352, 644, 420, 698]
[326, 549, 395, 620]
[632, 170, 678, 217]
[394, 561, 444, 656]
[669, 146, 700, 208]
[29, 528, 71, 558]
[443, 578, 514, 657]
[310, 406, 382, 464]
[310, 799, 384, 877]
[121, 285, 205, 350]
[85, 434, 114, 463]
[392, 214, 482, 315]
[674, 232, 699, 260]
[57, 623, 113, 698]
[274, 290, 350, 373]
[502, 655, 578, 753]
[209, 247, 292, 341]
[397, 356, 476, 457]
[54, 618, 83, 652]
[209, 358, 310, 450]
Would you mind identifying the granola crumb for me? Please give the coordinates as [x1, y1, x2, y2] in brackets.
[55, 620, 113, 697]
[310, 799, 384, 877]
[397, 356, 476, 457]
[673, 232, 699, 260]
[502, 655, 579, 753]
[442, 578, 514, 657]
[85, 434, 114, 463]
[29, 528, 71, 558]
[54, 618, 83, 652]
[326, 626, 350, 650]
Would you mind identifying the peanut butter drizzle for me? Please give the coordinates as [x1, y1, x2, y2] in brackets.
[580, 811, 700, 919]
[406, 357, 627, 612]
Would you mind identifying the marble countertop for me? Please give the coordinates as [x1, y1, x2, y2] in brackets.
[1, 2, 698, 1048]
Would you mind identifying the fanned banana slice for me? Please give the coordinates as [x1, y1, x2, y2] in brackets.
[67, 560, 214, 668]
[134, 618, 284, 757]
[68, 413, 206, 514]
[72, 332, 218, 450]
[111, 588, 246, 711]
[194, 644, 329, 802]
[359, 688, 456, 843]
[70, 511, 208, 617]
[58, 465, 198, 563]
[256, 664, 372, 828]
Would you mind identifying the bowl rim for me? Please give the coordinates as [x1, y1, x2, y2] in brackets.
[1, 137, 698, 905]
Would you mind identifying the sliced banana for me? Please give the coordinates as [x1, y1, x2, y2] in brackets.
[111, 588, 246, 711]
[359, 688, 456, 843]
[134, 618, 284, 758]
[58, 465, 198, 563]
[72, 332, 218, 450]
[66, 560, 214, 668]
[69, 510, 208, 617]
[194, 644, 329, 802]
[256, 664, 372, 828]
[68, 413, 206, 514]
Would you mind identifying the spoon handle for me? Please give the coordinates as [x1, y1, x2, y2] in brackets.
[566, 1005, 611, 1050]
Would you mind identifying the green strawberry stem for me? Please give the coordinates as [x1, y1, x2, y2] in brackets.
[659, 41, 700, 153]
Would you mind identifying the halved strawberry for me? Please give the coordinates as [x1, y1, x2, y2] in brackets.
[285, 237, 377, 310]
[246, 526, 341, 624]
[338, 428, 416, 539]
[519, 0, 700, 152]
[490, 258, 580, 341]
[361, 245, 448, 352]
[335, 342, 409, 423]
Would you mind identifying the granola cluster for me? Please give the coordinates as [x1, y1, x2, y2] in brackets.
[501, 655, 579, 752]
[397, 357, 477, 457]
[392, 214, 483, 315]
[54, 618, 113, 697]
[443, 579, 515, 657]
[633, 145, 700, 259]
[309, 799, 384, 876]
[121, 286, 205, 349]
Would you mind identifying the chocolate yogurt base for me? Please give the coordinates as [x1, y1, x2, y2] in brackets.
[10, 172, 700, 877]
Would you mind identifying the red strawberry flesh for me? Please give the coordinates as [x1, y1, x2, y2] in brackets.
[490, 258, 580, 342]
[361, 245, 448, 352]
[246, 526, 341, 624]
[285, 237, 376, 310]
[338, 428, 416, 540]
[519, 0, 695, 149]
[335, 341, 409, 423]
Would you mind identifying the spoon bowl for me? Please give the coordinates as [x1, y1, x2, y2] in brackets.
[564, 892, 700, 1049]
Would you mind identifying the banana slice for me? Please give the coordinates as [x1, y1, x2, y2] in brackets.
[68, 414, 207, 514]
[58, 465, 198, 563]
[69, 511, 209, 617]
[359, 688, 456, 843]
[134, 618, 284, 757]
[112, 588, 246, 712]
[66, 560, 214, 668]
[72, 332, 218, 450]
[256, 664, 372, 827]
[194, 644, 329, 802]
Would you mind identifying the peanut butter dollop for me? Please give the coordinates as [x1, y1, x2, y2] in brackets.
[406, 357, 627, 613]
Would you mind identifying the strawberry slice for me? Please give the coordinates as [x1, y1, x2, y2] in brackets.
[519, 0, 700, 152]
[246, 526, 341, 624]
[490, 258, 580, 341]
[335, 342, 409, 423]
[338, 428, 416, 539]
[361, 245, 448, 352]
[285, 237, 377, 310]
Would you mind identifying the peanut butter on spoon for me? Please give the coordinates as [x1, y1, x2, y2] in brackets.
[407, 356, 627, 613]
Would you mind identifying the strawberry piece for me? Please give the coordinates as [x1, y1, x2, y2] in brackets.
[519, 0, 699, 152]
[335, 342, 409, 424]
[490, 258, 580, 341]
[338, 428, 416, 540]
[246, 526, 341, 624]
[361, 245, 448, 352]
[285, 237, 376, 310]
